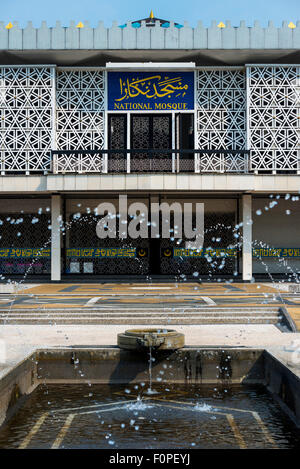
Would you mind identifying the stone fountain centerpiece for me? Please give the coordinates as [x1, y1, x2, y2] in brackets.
[117, 328, 185, 351]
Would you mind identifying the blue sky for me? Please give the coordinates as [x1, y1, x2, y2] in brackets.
[0, 0, 299, 28]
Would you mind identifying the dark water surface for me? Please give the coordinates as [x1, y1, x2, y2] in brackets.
[0, 383, 299, 449]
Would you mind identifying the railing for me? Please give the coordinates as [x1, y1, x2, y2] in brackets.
[52, 149, 251, 174]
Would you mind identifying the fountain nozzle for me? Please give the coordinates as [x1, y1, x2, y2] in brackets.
[117, 329, 185, 351]
[136, 333, 165, 350]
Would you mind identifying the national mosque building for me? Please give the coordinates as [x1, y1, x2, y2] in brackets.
[0, 12, 299, 282]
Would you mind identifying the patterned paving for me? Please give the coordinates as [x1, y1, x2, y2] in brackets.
[17, 282, 284, 295]
[285, 307, 300, 331]
[0, 282, 298, 329]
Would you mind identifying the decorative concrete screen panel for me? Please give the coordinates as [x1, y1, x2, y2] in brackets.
[196, 69, 247, 173]
[55, 69, 105, 172]
[0, 67, 54, 173]
[248, 66, 300, 173]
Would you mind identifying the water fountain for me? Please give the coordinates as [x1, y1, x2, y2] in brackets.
[117, 328, 185, 395]
[117, 328, 185, 351]
[1, 197, 300, 448]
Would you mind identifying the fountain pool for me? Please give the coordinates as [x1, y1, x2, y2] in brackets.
[0, 346, 300, 449]
[0, 383, 299, 449]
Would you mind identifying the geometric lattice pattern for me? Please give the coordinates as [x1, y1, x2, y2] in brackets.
[0, 212, 51, 274]
[66, 213, 149, 274]
[0, 67, 54, 173]
[160, 212, 237, 275]
[248, 66, 300, 173]
[130, 115, 172, 172]
[53, 152, 105, 173]
[56, 70, 105, 155]
[195, 151, 249, 173]
[1, 66, 299, 175]
[107, 115, 127, 172]
[196, 69, 247, 173]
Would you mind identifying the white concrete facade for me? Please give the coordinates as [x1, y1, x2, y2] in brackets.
[0, 174, 299, 194]
[242, 195, 253, 281]
[51, 195, 62, 281]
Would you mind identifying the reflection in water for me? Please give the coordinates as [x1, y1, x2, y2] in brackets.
[0, 383, 299, 449]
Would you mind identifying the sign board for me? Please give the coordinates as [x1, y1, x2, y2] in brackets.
[108, 71, 194, 111]
[66, 248, 136, 258]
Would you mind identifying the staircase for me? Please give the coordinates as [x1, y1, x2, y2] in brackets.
[0, 305, 287, 327]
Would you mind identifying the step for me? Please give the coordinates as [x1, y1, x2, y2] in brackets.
[0, 306, 280, 314]
[0, 303, 285, 326]
[0, 313, 280, 322]
[0, 315, 281, 323]
[0, 313, 280, 319]
[0, 318, 281, 325]
[0, 312, 281, 319]
[0, 308, 280, 315]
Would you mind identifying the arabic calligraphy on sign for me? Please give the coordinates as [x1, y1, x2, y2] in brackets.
[117, 75, 188, 101]
[108, 72, 194, 111]
[66, 248, 136, 258]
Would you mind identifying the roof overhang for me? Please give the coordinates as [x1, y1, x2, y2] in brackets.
[0, 49, 299, 66]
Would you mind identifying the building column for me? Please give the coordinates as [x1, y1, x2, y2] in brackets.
[242, 194, 252, 281]
[51, 194, 62, 281]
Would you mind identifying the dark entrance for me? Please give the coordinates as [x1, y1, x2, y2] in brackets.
[108, 114, 127, 172]
[64, 202, 237, 277]
[149, 238, 161, 274]
[130, 114, 172, 172]
[107, 113, 195, 173]
[176, 113, 194, 172]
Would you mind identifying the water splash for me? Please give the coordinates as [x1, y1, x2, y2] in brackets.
[146, 346, 159, 395]
[194, 403, 215, 412]
[126, 396, 153, 411]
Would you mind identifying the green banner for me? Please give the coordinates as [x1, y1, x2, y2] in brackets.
[173, 248, 237, 258]
[66, 248, 136, 258]
[253, 248, 300, 258]
[0, 248, 50, 258]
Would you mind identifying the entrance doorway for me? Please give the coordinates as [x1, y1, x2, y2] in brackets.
[130, 114, 172, 172]
[107, 112, 195, 173]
